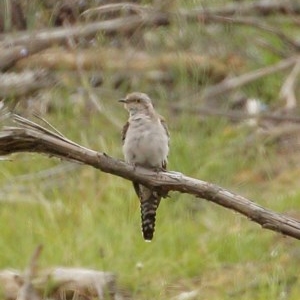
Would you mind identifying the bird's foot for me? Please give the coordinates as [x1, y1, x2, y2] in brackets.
[153, 166, 166, 174]
[129, 162, 137, 171]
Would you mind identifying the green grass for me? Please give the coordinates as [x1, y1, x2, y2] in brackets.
[1, 0, 300, 299]
[1, 103, 298, 298]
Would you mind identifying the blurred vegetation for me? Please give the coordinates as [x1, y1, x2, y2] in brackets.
[1, 0, 300, 299]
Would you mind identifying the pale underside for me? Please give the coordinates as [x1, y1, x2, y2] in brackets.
[122, 115, 169, 169]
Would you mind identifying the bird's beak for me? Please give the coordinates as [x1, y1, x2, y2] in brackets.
[118, 99, 127, 103]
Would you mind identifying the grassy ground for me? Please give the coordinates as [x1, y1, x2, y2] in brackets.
[1, 0, 300, 299]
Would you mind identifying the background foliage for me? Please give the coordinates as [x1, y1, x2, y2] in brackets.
[1, 0, 300, 299]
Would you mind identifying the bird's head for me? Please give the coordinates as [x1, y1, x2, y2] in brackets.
[119, 92, 153, 116]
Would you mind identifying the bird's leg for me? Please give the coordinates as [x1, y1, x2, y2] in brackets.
[128, 161, 137, 172]
[153, 166, 166, 174]
[149, 166, 169, 198]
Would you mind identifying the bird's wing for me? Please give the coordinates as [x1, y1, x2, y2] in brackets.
[160, 116, 169, 170]
[121, 121, 130, 144]
[160, 117, 170, 139]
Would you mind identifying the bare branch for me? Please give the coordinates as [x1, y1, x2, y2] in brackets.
[1, 113, 300, 241]
[0, 42, 49, 71]
[17, 245, 43, 300]
[0, 14, 168, 48]
[0, 70, 55, 98]
[280, 59, 300, 110]
[37, 268, 116, 299]
[201, 56, 299, 101]
[2, 2, 297, 51]
[184, 0, 300, 17]
[211, 16, 300, 51]
[172, 104, 300, 124]
[0, 267, 117, 300]
[0, 239, 117, 299]
[0, 2, 297, 73]
[81, 2, 154, 19]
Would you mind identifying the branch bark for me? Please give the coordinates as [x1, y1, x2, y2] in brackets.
[17, 245, 42, 300]
[0, 1, 298, 72]
[184, 0, 300, 17]
[0, 42, 49, 71]
[0, 70, 55, 98]
[172, 104, 300, 124]
[201, 56, 299, 101]
[1, 2, 297, 50]
[1, 113, 300, 240]
[0, 14, 168, 48]
[280, 59, 300, 110]
[0, 266, 116, 300]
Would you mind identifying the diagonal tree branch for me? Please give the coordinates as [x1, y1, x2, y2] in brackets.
[201, 56, 299, 101]
[1, 113, 300, 240]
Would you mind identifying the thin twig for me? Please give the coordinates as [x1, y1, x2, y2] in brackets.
[33, 114, 65, 138]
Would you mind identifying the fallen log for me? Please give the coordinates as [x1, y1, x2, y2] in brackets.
[0, 268, 117, 300]
[0, 70, 56, 98]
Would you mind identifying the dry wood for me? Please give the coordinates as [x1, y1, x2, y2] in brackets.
[0, 1, 297, 73]
[201, 56, 299, 102]
[0, 41, 50, 71]
[81, 2, 153, 19]
[172, 104, 300, 124]
[0, 244, 117, 300]
[0, 270, 23, 300]
[0, 13, 167, 70]
[1, 113, 300, 241]
[0, 267, 116, 300]
[2, 1, 296, 51]
[82, 0, 300, 21]
[0, 70, 55, 98]
[183, 0, 300, 18]
[37, 268, 116, 299]
[15, 47, 230, 80]
[280, 59, 300, 110]
[206, 15, 300, 51]
[0, 14, 168, 48]
[17, 245, 42, 300]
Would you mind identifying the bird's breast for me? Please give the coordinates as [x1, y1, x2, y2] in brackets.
[123, 119, 169, 168]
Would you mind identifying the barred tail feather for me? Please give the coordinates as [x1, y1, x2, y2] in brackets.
[139, 186, 161, 241]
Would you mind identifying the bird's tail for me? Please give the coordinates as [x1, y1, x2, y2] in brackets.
[138, 185, 161, 242]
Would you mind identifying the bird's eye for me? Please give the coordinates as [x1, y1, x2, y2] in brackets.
[136, 99, 141, 103]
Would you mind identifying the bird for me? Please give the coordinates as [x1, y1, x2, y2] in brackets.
[119, 92, 169, 241]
